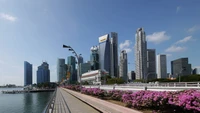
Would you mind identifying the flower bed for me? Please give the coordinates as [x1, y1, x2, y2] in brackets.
[63, 85, 200, 113]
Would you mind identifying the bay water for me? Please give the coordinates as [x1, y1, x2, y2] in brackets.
[0, 88, 53, 113]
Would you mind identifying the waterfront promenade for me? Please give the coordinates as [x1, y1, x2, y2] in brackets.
[49, 88, 141, 113]
[52, 88, 100, 113]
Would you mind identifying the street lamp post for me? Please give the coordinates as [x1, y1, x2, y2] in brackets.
[63, 45, 82, 89]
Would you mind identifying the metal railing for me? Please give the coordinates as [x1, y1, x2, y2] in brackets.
[43, 88, 57, 113]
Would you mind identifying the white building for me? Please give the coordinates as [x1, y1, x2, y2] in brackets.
[135, 28, 147, 80]
[81, 70, 108, 85]
[157, 54, 167, 78]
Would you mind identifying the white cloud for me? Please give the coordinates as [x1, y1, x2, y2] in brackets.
[176, 6, 181, 13]
[123, 48, 132, 53]
[187, 25, 199, 33]
[119, 40, 132, 53]
[119, 40, 132, 49]
[0, 13, 17, 22]
[146, 31, 170, 44]
[176, 36, 192, 44]
[165, 45, 186, 52]
[166, 54, 172, 57]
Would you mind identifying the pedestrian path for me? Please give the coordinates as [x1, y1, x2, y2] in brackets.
[53, 88, 100, 113]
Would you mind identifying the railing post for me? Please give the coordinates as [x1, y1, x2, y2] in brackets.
[185, 82, 187, 87]
[198, 82, 200, 87]
[174, 83, 176, 87]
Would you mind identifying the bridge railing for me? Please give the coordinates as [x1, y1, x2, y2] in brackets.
[43, 88, 57, 113]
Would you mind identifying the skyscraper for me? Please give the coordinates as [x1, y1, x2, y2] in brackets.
[24, 61, 32, 86]
[37, 62, 50, 84]
[135, 28, 147, 80]
[171, 58, 191, 77]
[99, 34, 111, 73]
[67, 56, 77, 82]
[147, 49, 156, 80]
[157, 54, 167, 79]
[90, 46, 99, 70]
[128, 71, 136, 81]
[57, 58, 66, 82]
[119, 50, 128, 82]
[110, 32, 118, 78]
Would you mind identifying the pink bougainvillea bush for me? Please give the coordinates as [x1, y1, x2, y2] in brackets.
[64, 85, 200, 113]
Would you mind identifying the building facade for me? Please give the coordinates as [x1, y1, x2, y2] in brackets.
[192, 68, 200, 74]
[57, 58, 66, 82]
[119, 50, 128, 82]
[128, 71, 136, 81]
[157, 54, 167, 78]
[67, 56, 77, 82]
[90, 46, 99, 70]
[37, 62, 50, 84]
[110, 32, 118, 78]
[24, 61, 32, 86]
[147, 49, 156, 80]
[171, 58, 192, 77]
[135, 28, 147, 80]
[99, 34, 111, 74]
[80, 63, 91, 77]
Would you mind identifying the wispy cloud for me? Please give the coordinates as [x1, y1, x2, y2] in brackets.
[146, 31, 170, 44]
[166, 54, 172, 57]
[119, 40, 132, 53]
[175, 36, 192, 44]
[0, 13, 17, 22]
[165, 45, 186, 52]
[187, 25, 200, 33]
[176, 6, 181, 13]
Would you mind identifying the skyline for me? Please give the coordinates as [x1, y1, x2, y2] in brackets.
[0, 0, 200, 85]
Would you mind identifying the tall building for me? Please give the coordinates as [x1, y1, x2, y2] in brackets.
[157, 54, 167, 79]
[193, 68, 200, 74]
[171, 58, 192, 77]
[78, 55, 83, 64]
[57, 58, 66, 82]
[147, 49, 156, 80]
[80, 63, 91, 76]
[110, 32, 118, 78]
[128, 71, 136, 81]
[99, 34, 111, 73]
[37, 62, 50, 84]
[135, 28, 147, 80]
[119, 50, 128, 82]
[67, 56, 77, 82]
[24, 61, 32, 86]
[90, 46, 99, 70]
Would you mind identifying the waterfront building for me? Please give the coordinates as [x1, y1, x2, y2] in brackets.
[24, 61, 32, 86]
[57, 58, 66, 82]
[171, 58, 192, 77]
[128, 71, 136, 81]
[67, 56, 77, 82]
[135, 28, 147, 80]
[90, 46, 99, 70]
[37, 62, 50, 84]
[119, 50, 128, 82]
[99, 34, 111, 74]
[157, 54, 167, 78]
[77, 55, 83, 83]
[110, 32, 118, 78]
[147, 49, 156, 80]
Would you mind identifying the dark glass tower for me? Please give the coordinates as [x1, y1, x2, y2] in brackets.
[67, 56, 77, 82]
[99, 34, 111, 73]
[57, 58, 65, 82]
[37, 62, 50, 84]
[90, 46, 99, 70]
[24, 61, 32, 86]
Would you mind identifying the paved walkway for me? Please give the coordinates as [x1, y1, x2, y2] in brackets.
[62, 88, 142, 113]
[53, 88, 100, 113]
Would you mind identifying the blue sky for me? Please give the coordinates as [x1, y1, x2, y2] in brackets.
[0, 0, 200, 85]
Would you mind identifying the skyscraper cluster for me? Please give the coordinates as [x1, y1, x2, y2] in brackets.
[24, 61, 51, 86]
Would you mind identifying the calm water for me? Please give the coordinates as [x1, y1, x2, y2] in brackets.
[0, 88, 53, 113]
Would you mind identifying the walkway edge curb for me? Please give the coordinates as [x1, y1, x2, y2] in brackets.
[61, 88, 142, 113]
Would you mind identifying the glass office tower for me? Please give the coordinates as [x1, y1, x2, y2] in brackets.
[24, 61, 32, 86]
[99, 34, 111, 73]
[37, 62, 50, 84]
[57, 58, 65, 82]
